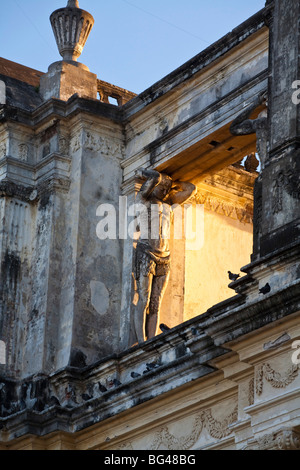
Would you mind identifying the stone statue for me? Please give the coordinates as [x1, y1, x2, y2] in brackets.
[230, 91, 268, 169]
[131, 169, 196, 343]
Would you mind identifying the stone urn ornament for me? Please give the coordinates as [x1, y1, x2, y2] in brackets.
[50, 0, 94, 62]
[40, 0, 98, 101]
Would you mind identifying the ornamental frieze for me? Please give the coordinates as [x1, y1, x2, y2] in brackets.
[192, 191, 253, 224]
[115, 406, 238, 451]
[256, 362, 299, 396]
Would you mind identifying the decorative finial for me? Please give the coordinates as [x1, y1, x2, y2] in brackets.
[50, 1, 94, 62]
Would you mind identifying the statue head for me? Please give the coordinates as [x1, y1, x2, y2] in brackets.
[152, 174, 173, 200]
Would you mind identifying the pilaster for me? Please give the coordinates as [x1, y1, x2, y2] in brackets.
[260, 0, 300, 256]
[230, 0, 300, 300]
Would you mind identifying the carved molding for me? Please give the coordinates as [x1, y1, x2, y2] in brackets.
[192, 191, 253, 224]
[246, 428, 300, 451]
[256, 363, 299, 396]
[0, 181, 35, 203]
[37, 176, 71, 195]
[71, 132, 124, 159]
[150, 406, 238, 450]
[84, 131, 124, 158]
[248, 377, 255, 406]
[0, 175, 70, 204]
[114, 406, 238, 451]
[18, 143, 29, 162]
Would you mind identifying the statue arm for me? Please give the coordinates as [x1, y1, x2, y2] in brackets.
[136, 169, 162, 199]
[168, 181, 197, 205]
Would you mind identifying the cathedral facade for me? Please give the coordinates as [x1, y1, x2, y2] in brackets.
[0, 0, 299, 450]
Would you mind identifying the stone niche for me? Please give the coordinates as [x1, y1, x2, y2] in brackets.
[159, 162, 257, 328]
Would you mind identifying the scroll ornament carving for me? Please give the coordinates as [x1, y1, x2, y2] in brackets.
[253, 429, 300, 451]
[256, 363, 299, 396]
[276, 429, 300, 450]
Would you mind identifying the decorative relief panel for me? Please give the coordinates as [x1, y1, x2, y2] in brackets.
[256, 362, 299, 396]
[275, 429, 300, 450]
[273, 166, 300, 214]
[285, 165, 300, 201]
[58, 137, 69, 155]
[71, 134, 82, 153]
[115, 405, 238, 451]
[83, 131, 124, 159]
[18, 143, 29, 162]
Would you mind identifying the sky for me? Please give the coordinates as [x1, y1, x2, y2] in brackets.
[0, 0, 266, 95]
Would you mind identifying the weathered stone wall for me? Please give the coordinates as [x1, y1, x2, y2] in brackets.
[0, 196, 33, 377]
[0, 104, 125, 376]
[70, 117, 125, 365]
[0, 301, 299, 450]
[1, 0, 300, 452]
[260, 0, 300, 256]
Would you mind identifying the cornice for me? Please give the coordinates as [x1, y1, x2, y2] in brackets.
[1, 273, 299, 441]
[0, 95, 123, 129]
[0, 153, 71, 201]
[202, 279, 300, 348]
[123, 8, 268, 118]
